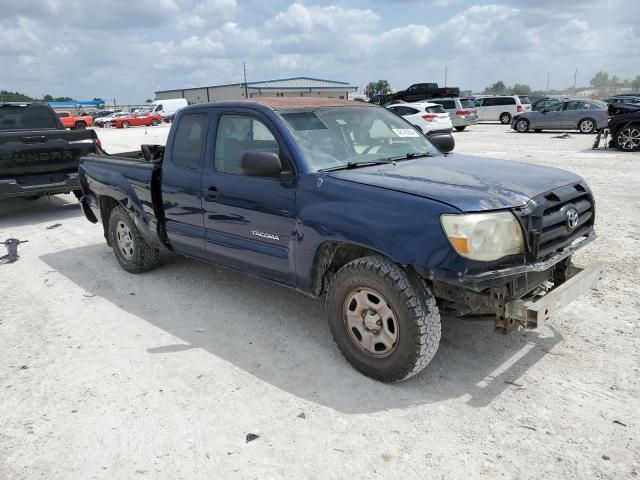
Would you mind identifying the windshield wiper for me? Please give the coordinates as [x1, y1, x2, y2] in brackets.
[320, 159, 395, 172]
[382, 152, 435, 162]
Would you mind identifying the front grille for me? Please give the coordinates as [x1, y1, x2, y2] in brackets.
[519, 183, 595, 260]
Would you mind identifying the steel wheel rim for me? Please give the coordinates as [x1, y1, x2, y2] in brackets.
[618, 127, 640, 150]
[517, 120, 528, 132]
[344, 287, 399, 358]
[581, 120, 594, 133]
[116, 221, 135, 260]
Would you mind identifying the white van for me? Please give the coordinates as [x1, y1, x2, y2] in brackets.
[149, 98, 188, 116]
[474, 95, 530, 124]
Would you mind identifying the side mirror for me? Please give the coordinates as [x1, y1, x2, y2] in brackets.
[429, 134, 455, 153]
[241, 150, 283, 177]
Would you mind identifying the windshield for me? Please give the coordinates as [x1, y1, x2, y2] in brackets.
[278, 106, 441, 171]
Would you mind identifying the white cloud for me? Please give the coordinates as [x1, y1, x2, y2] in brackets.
[0, 0, 638, 101]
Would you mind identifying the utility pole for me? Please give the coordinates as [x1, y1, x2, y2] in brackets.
[573, 68, 578, 95]
[444, 65, 448, 87]
[243, 62, 249, 99]
[546, 72, 550, 93]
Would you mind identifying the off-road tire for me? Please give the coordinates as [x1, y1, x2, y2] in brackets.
[108, 205, 159, 273]
[455, 126, 466, 132]
[325, 255, 441, 382]
[500, 112, 512, 124]
[578, 118, 596, 134]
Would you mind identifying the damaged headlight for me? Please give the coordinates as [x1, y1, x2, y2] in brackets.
[440, 211, 524, 261]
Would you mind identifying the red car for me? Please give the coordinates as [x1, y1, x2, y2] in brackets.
[110, 112, 163, 128]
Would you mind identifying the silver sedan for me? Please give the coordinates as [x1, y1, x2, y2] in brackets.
[512, 99, 608, 134]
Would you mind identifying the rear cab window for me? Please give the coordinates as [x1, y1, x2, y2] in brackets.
[172, 113, 208, 169]
[0, 105, 59, 130]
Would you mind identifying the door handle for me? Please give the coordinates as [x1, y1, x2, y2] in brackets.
[204, 186, 218, 200]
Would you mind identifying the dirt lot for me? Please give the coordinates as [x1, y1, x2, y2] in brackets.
[1, 123, 638, 479]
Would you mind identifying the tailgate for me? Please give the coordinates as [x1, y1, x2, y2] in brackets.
[0, 129, 97, 178]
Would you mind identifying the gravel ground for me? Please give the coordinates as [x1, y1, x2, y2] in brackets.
[1, 123, 638, 479]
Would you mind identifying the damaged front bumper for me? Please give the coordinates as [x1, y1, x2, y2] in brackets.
[503, 262, 604, 331]
[430, 234, 603, 333]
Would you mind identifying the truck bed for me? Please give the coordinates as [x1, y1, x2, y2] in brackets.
[78, 145, 165, 247]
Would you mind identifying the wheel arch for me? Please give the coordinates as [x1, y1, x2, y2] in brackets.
[310, 240, 420, 297]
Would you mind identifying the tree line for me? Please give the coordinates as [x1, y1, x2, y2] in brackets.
[0, 90, 75, 102]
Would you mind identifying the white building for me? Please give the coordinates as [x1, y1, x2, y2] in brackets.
[155, 76, 359, 104]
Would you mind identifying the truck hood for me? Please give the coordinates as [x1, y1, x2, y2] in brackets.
[327, 154, 583, 211]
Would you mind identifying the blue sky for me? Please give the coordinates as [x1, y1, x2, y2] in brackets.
[1, 0, 638, 101]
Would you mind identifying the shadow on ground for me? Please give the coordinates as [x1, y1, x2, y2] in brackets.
[41, 244, 562, 413]
[0, 195, 82, 229]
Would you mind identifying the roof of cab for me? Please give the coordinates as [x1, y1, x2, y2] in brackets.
[185, 97, 375, 111]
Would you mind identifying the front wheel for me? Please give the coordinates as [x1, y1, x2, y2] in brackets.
[515, 118, 530, 132]
[325, 256, 441, 382]
[75, 121, 86, 130]
[151, 119, 159, 126]
[578, 118, 596, 134]
[121, 121, 130, 128]
[500, 112, 512, 124]
[108, 205, 160, 273]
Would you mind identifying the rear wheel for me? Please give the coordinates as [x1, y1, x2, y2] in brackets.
[578, 118, 596, 134]
[615, 123, 640, 151]
[454, 126, 466, 131]
[515, 118, 530, 132]
[108, 205, 159, 273]
[500, 112, 512, 124]
[121, 121, 130, 128]
[75, 121, 86, 130]
[325, 255, 441, 382]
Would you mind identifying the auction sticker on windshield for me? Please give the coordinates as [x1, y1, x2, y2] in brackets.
[392, 128, 420, 137]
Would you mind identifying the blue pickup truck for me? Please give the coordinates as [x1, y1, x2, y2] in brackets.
[78, 98, 602, 382]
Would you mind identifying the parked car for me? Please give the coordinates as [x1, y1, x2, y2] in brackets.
[110, 112, 163, 128]
[386, 102, 453, 135]
[149, 98, 188, 116]
[92, 109, 116, 120]
[512, 99, 608, 134]
[56, 111, 94, 130]
[474, 96, 530, 124]
[429, 97, 478, 131]
[0, 102, 102, 199]
[77, 98, 601, 382]
[604, 96, 640, 105]
[163, 112, 176, 123]
[607, 103, 640, 151]
[95, 112, 129, 128]
[394, 83, 460, 102]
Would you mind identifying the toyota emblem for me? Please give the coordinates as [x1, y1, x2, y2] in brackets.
[566, 208, 579, 230]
